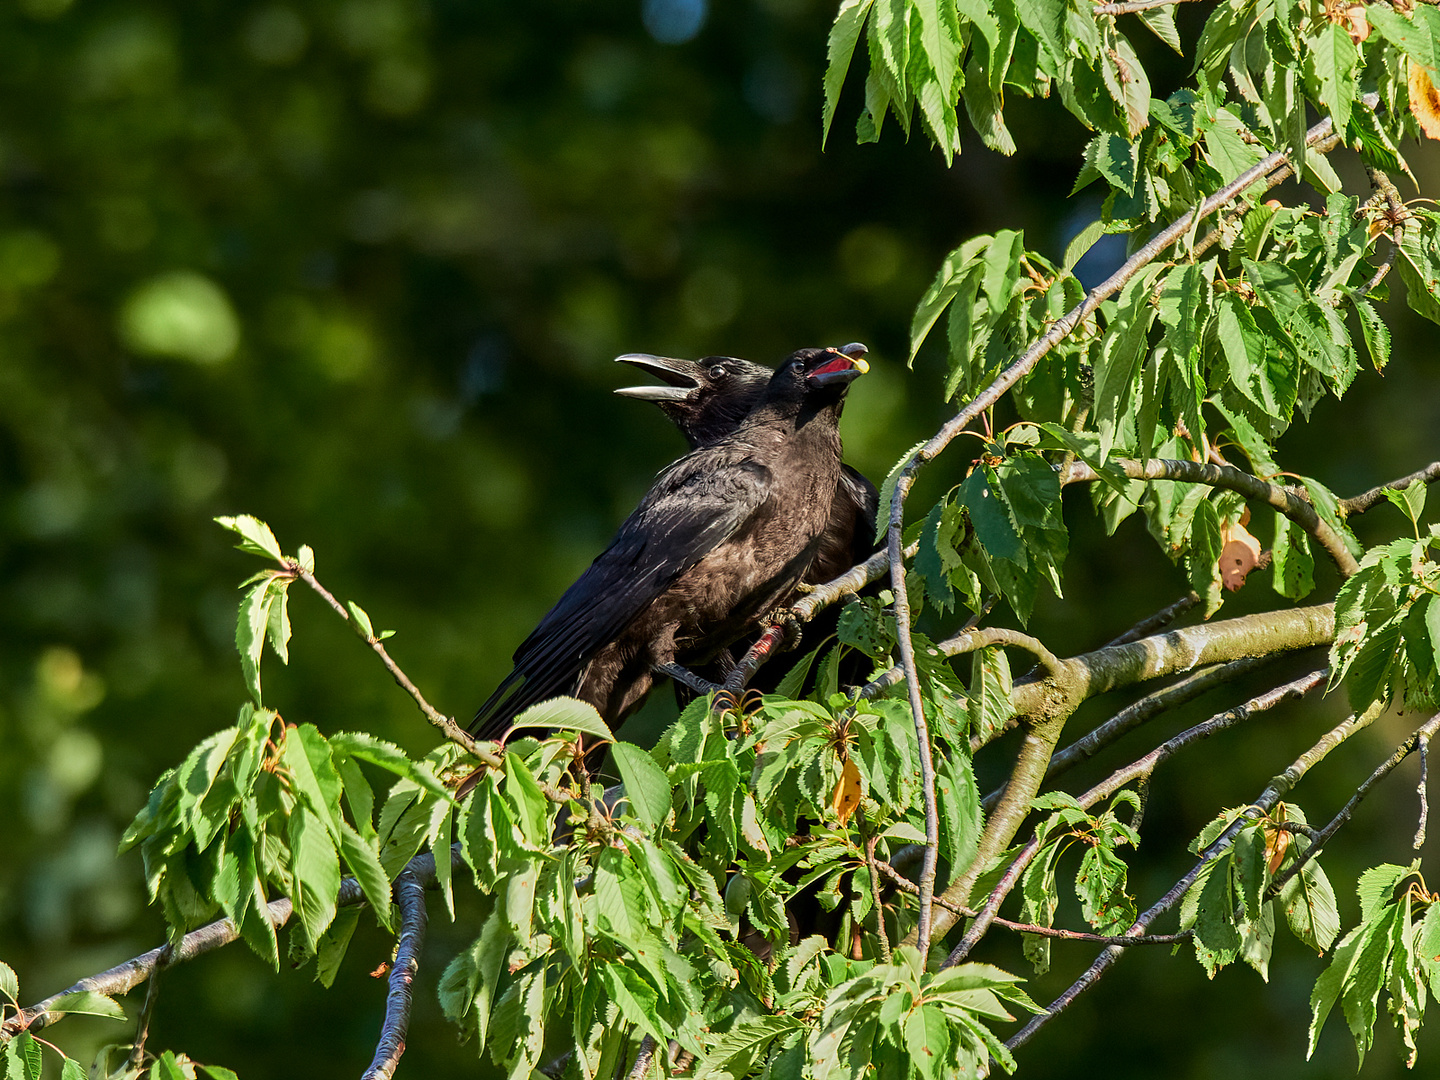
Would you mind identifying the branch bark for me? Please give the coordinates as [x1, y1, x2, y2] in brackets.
[1062, 458, 1359, 576]
[1340, 461, 1440, 517]
[2, 848, 459, 1041]
[360, 870, 429, 1080]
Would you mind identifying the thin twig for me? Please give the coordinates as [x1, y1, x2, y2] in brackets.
[1269, 712, 1440, 896]
[1339, 461, 1440, 517]
[1039, 655, 1281, 789]
[1418, 737, 1431, 851]
[718, 542, 921, 703]
[1103, 594, 1201, 648]
[292, 565, 504, 768]
[3, 848, 459, 1040]
[1063, 458, 1359, 575]
[863, 822, 893, 962]
[889, 520, 942, 959]
[1008, 700, 1381, 1051]
[875, 861, 1186, 945]
[361, 870, 429, 1080]
[862, 625, 1059, 702]
[1192, 131, 1345, 259]
[654, 662, 720, 696]
[125, 942, 173, 1070]
[947, 667, 1326, 966]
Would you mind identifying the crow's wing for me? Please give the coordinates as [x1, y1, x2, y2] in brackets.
[470, 453, 772, 739]
[840, 464, 880, 563]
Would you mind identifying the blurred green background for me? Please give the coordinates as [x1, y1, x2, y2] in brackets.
[1, 0, 1438, 1077]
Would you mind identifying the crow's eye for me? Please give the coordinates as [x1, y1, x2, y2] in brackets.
[708, 365, 727, 380]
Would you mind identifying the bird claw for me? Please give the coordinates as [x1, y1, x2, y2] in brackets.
[766, 608, 804, 652]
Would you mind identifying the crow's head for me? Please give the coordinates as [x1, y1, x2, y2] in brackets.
[614, 353, 771, 448]
[771, 343, 869, 408]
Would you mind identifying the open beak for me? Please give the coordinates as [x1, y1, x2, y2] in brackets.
[806, 347, 869, 389]
[613, 354, 700, 403]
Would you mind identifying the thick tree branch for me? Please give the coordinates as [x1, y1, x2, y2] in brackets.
[1007, 699, 1381, 1051]
[1063, 458, 1359, 575]
[361, 870, 428, 1080]
[1040, 654, 1281, 788]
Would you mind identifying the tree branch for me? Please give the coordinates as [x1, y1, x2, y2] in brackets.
[945, 666, 1326, 966]
[1062, 458, 1359, 576]
[878, 106, 1358, 959]
[1268, 711, 1440, 897]
[361, 870, 429, 1080]
[1039, 654, 1281, 790]
[875, 860, 1187, 945]
[1103, 593, 1201, 648]
[1339, 461, 1440, 517]
[291, 563, 505, 769]
[1007, 698, 1381, 1052]
[2, 848, 459, 1041]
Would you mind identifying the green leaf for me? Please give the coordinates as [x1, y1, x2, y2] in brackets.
[503, 752, 551, 850]
[215, 514, 283, 561]
[601, 963, 666, 1046]
[1280, 855, 1341, 953]
[316, 905, 360, 988]
[329, 733, 452, 799]
[1305, 21, 1357, 135]
[0, 960, 17, 1004]
[1383, 478, 1427, 532]
[904, 1004, 952, 1080]
[1186, 498, 1224, 618]
[1271, 513, 1315, 601]
[612, 742, 672, 831]
[1062, 219, 1105, 273]
[823, 0, 876, 146]
[1351, 298, 1390, 371]
[60, 1058, 88, 1080]
[874, 441, 927, 544]
[49, 990, 128, 1021]
[235, 576, 280, 706]
[345, 600, 376, 640]
[1014, 0, 1065, 69]
[288, 804, 341, 950]
[338, 820, 395, 931]
[507, 696, 614, 743]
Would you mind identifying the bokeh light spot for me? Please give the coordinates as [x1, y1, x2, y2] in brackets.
[242, 6, 309, 66]
[642, 0, 707, 44]
[118, 271, 241, 364]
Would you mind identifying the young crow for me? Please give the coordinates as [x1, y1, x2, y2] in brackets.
[614, 346, 879, 584]
[469, 346, 867, 742]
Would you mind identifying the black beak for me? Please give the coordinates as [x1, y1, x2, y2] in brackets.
[613, 354, 700, 403]
[805, 349, 869, 389]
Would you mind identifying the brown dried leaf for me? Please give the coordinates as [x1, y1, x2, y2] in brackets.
[1265, 826, 1292, 876]
[1409, 61, 1440, 140]
[1218, 517, 1270, 592]
[831, 758, 862, 826]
